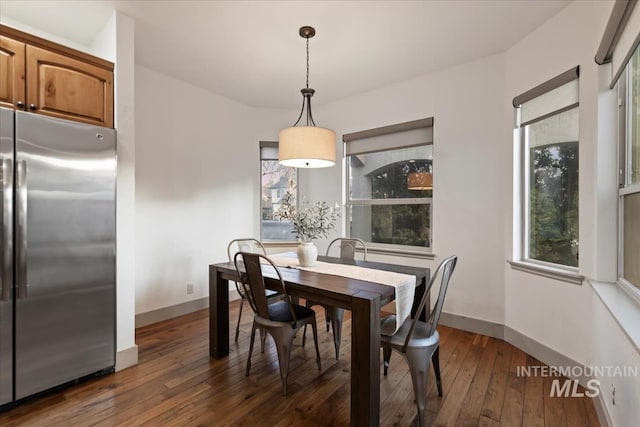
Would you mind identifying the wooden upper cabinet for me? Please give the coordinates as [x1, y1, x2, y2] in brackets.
[26, 46, 113, 127]
[0, 35, 26, 110]
[0, 25, 114, 128]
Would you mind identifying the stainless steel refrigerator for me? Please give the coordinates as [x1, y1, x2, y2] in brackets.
[0, 107, 116, 406]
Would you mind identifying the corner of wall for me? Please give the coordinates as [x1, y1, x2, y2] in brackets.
[113, 11, 137, 363]
[115, 344, 139, 372]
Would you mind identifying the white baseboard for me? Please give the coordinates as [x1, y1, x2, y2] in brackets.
[504, 325, 596, 386]
[136, 297, 209, 328]
[439, 312, 505, 339]
[115, 344, 138, 372]
[135, 291, 241, 329]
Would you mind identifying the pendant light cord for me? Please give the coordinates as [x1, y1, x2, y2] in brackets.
[306, 37, 310, 89]
[293, 30, 316, 127]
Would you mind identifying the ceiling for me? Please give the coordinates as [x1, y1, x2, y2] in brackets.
[0, 0, 572, 109]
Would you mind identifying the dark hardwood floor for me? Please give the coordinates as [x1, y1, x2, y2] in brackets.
[0, 302, 600, 426]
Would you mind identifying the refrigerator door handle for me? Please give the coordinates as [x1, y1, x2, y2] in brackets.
[16, 159, 27, 300]
[1, 158, 12, 301]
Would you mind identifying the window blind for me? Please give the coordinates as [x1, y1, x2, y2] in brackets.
[343, 118, 433, 156]
[260, 141, 278, 160]
[526, 108, 579, 148]
[595, 0, 640, 88]
[513, 67, 579, 127]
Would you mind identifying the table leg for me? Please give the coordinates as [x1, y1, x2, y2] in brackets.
[210, 265, 229, 359]
[411, 276, 429, 321]
[351, 291, 381, 426]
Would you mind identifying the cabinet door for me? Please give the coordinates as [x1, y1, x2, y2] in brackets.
[26, 45, 113, 128]
[0, 36, 26, 110]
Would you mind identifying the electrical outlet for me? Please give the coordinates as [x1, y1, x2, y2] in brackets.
[611, 383, 616, 405]
[186, 283, 194, 294]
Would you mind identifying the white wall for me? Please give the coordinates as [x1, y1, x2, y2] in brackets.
[134, 66, 297, 313]
[113, 12, 137, 369]
[307, 53, 508, 325]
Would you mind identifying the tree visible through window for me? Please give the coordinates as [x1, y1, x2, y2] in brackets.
[523, 107, 579, 268]
[260, 145, 297, 242]
[528, 141, 579, 266]
[348, 146, 432, 250]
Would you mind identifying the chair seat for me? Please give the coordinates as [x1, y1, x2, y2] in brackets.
[268, 301, 316, 322]
[380, 315, 440, 349]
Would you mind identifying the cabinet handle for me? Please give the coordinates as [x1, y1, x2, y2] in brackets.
[16, 101, 25, 109]
[29, 104, 37, 111]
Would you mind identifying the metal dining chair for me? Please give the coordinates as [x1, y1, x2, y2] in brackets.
[325, 237, 368, 263]
[380, 255, 457, 427]
[233, 252, 322, 396]
[303, 238, 368, 360]
[227, 238, 282, 342]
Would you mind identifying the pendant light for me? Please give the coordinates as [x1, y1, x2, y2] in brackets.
[407, 171, 433, 190]
[279, 26, 336, 168]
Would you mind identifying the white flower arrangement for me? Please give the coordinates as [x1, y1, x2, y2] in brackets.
[273, 191, 340, 243]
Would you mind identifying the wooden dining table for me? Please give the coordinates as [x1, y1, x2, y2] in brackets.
[208, 254, 429, 426]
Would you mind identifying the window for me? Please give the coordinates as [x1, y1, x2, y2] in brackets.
[514, 67, 580, 269]
[259, 141, 297, 242]
[344, 118, 433, 254]
[618, 45, 640, 291]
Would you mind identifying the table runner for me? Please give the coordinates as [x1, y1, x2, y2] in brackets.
[264, 253, 415, 335]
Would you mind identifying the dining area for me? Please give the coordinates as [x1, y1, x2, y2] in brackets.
[0, 2, 629, 426]
[0, 258, 602, 427]
[210, 236, 456, 426]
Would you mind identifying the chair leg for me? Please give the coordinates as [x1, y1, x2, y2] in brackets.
[260, 328, 267, 353]
[310, 321, 322, 371]
[382, 346, 392, 376]
[246, 323, 257, 377]
[327, 307, 344, 360]
[432, 345, 443, 397]
[325, 308, 331, 332]
[270, 327, 297, 396]
[405, 348, 431, 427]
[301, 299, 315, 347]
[235, 298, 245, 342]
[301, 325, 307, 347]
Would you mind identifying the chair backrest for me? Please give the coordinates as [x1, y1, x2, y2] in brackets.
[401, 255, 457, 352]
[233, 252, 297, 325]
[227, 238, 267, 298]
[325, 237, 368, 261]
[227, 238, 266, 262]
